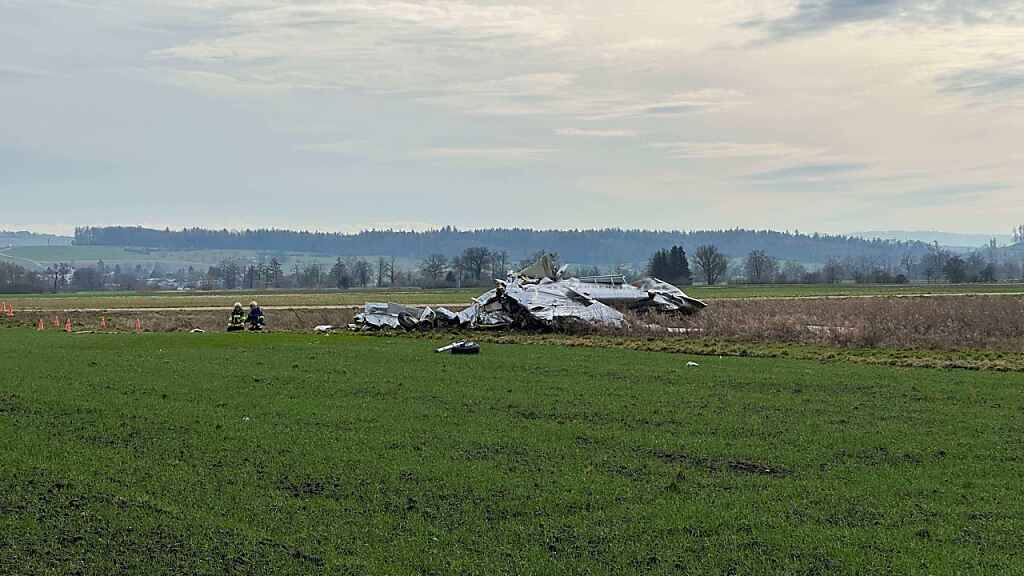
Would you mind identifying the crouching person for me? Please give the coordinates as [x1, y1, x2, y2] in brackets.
[227, 303, 246, 332]
[247, 301, 265, 331]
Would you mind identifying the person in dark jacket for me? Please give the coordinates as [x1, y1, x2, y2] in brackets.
[227, 302, 246, 332]
[247, 301, 265, 331]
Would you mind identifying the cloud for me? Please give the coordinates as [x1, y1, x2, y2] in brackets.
[0, 145, 107, 184]
[416, 147, 556, 161]
[5, 1, 1024, 234]
[651, 141, 824, 160]
[0, 64, 47, 81]
[555, 128, 637, 138]
[745, 0, 1024, 40]
[937, 61, 1024, 96]
[894, 182, 1011, 204]
[149, 3, 749, 120]
[746, 162, 870, 182]
[296, 140, 363, 155]
[583, 90, 747, 120]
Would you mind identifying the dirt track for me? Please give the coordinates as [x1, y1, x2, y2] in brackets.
[10, 304, 469, 313]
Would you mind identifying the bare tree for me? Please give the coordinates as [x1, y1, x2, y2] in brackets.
[330, 258, 351, 289]
[920, 243, 950, 283]
[451, 256, 466, 288]
[899, 253, 917, 277]
[376, 257, 392, 287]
[220, 259, 242, 289]
[693, 245, 728, 286]
[389, 256, 400, 287]
[821, 258, 846, 284]
[244, 264, 258, 289]
[778, 261, 807, 284]
[419, 254, 448, 286]
[300, 263, 323, 288]
[492, 250, 509, 279]
[267, 258, 283, 288]
[744, 250, 777, 284]
[353, 259, 372, 287]
[461, 247, 492, 284]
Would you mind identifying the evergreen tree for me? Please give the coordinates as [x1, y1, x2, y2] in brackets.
[647, 246, 692, 285]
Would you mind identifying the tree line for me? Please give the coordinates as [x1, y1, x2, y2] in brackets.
[643, 242, 1023, 286]
[6, 239, 1023, 295]
[74, 226, 934, 266]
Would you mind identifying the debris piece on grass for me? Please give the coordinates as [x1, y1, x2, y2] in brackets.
[687, 361, 700, 367]
[190, 329, 206, 334]
[436, 341, 481, 355]
[313, 325, 334, 334]
[354, 303, 438, 331]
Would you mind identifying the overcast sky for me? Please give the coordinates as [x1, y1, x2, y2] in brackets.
[2, 0, 1022, 235]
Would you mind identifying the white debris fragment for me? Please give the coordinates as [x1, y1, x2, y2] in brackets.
[687, 361, 700, 367]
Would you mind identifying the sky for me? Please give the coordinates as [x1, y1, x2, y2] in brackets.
[2, 0, 1023, 236]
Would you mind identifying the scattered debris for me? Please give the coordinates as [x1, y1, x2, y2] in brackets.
[190, 328, 206, 334]
[686, 361, 700, 367]
[648, 448, 790, 477]
[352, 255, 707, 332]
[313, 325, 335, 334]
[726, 460, 789, 477]
[354, 303, 440, 331]
[436, 341, 481, 355]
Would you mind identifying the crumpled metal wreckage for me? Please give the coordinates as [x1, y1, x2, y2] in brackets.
[352, 256, 706, 332]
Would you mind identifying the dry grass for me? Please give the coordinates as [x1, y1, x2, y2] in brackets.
[2, 308, 360, 334]
[639, 295, 1024, 352]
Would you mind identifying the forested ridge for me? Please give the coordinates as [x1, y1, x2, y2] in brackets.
[75, 226, 930, 265]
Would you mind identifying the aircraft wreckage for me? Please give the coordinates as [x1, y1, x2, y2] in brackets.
[352, 255, 706, 332]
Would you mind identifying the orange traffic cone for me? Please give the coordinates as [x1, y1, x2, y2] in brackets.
[64, 319, 73, 333]
[100, 317, 108, 330]
[37, 319, 45, 331]
[135, 318, 142, 333]
[7, 304, 14, 318]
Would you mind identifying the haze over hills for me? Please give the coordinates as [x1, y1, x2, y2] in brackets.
[851, 231, 1016, 248]
[0, 231, 74, 247]
[4, 226, 1018, 273]
[73, 226, 935, 267]
[7, 227, 1016, 251]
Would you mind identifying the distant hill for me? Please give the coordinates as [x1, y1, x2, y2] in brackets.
[0, 231, 74, 248]
[852, 230, 1013, 249]
[75, 226, 931, 266]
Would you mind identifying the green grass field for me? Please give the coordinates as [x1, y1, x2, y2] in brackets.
[2, 331, 1021, 574]
[5, 283, 1024, 312]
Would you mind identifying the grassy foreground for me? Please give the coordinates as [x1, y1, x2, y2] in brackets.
[1, 332, 1022, 574]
